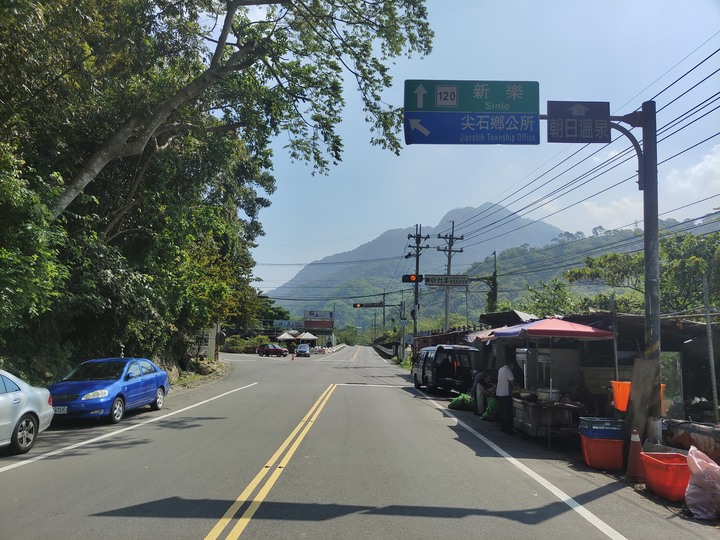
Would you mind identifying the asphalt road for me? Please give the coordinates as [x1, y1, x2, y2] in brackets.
[1, 346, 717, 539]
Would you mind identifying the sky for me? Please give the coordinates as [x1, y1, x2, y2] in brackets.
[250, 0, 720, 294]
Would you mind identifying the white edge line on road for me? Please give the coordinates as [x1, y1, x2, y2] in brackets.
[331, 380, 626, 540]
[371, 348, 389, 364]
[0, 382, 259, 475]
[426, 395, 628, 540]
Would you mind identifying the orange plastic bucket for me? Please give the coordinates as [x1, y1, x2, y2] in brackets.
[611, 381, 664, 412]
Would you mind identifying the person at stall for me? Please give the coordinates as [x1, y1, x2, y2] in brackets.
[472, 368, 496, 416]
[496, 358, 519, 434]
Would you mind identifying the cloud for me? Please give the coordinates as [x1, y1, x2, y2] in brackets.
[579, 197, 644, 230]
[664, 144, 720, 197]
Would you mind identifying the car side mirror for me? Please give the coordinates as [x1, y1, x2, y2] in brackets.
[126, 372, 135, 380]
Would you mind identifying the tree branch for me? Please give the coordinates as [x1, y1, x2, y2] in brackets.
[51, 37, 263, 219]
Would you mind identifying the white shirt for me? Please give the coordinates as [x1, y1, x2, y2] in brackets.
[496, 364, 515, 397]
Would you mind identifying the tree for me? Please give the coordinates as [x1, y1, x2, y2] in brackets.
[565, 232, 720, 315]
[336, 325, 359, 347]
[517, 277, 577, 318]
[1, 1, 433, 218]
[660, 232, 720, 312]
[564, 252, 645, 293]
[0, 144, 68, 342]
[0, 1, 433, 374]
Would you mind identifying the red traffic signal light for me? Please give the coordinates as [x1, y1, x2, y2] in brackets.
[353, 303, 363, 308]
[402, 274, 423, 283]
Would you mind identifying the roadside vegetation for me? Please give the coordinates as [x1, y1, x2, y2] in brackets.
[0, 2, 433, 383]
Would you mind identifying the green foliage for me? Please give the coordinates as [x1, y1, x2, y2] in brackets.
[0, 144, 68, 342]
[564, 231, 720, 314]
[660, 232, 720, 312]
[221, 334, 268, 354]
[0, 1, 434, 377]
[335, 325, 360, 346]
[565, 252, 645, 292]
[517, 277, 578, 318]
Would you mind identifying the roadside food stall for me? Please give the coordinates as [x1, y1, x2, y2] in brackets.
[487, 318, 615, 445]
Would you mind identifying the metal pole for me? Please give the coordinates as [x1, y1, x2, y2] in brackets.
[703, 271, 719, 424]
[642, 101, 661, 365]
[437, 220, 463, 332]
[414, 225, 421, 337]
[611, 292, 619, 382]
[610, 101, 660, 434]
[642, 101, 662, 424]
[382, 291, 386, 334]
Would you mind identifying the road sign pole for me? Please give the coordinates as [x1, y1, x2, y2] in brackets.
[609, 101, 660, 439]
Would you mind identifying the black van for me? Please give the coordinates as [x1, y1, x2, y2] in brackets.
[411, 344, 477, 393]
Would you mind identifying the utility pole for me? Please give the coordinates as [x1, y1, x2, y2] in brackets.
[471, 251, 498, 314]
[482, 251, 498, 313]
[609, 101, 660, 439]
[437, 220, 463, 332]
[406, 224, 430, 339]
[381, 291, 387, 334]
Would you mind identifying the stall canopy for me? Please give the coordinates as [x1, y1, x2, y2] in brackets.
[464, 327, 504, 343]
[297, 332, 318, 341]
[276, 332, 296, 341]
[491, 318, 614, 341]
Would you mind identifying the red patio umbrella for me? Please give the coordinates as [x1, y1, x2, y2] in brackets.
[491, 318, 614, 340]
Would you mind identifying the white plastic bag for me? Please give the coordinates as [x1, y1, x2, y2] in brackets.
[685, 445, 720, 520]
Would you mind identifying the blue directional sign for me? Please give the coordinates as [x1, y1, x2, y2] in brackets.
[404, 80, 540, 145]
[546, 101, 611, 143]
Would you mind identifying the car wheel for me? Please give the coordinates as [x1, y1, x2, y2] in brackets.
[424, 378, 435, 393]
[413, 375, 421, 389]
[10, 413, 38, 454]
[109, 397, 125, 424]
[151, 387, 165, 410]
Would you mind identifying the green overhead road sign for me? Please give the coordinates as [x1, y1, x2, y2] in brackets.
[424, 274, 469, 287]
[404, 80, 540, 145]
[404, 80, 539, 113]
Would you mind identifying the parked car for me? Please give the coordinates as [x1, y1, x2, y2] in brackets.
[48, 357, 170, 424]
[296, 343, 311, 357]
[411, 344, 477, 393]
[257, 343, 289, 357]
[0, 369, 55, 454]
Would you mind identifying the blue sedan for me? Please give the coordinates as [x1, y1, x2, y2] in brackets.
[48, 358, 170, 424]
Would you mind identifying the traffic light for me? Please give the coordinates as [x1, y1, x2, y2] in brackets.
[353, 303, 363, 308]
[401, 274, 424, 283]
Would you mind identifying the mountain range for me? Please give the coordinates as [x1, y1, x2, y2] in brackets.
[265, 204, 720, 332]
[267, 203, 565, 327]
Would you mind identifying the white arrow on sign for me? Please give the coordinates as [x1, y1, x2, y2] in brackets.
[414, 84, 427, 108]
[409, 118, 430, 136]
[568, 104, 591, 116]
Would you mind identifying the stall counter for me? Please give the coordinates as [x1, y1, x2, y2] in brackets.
[513, 398, 587, 446]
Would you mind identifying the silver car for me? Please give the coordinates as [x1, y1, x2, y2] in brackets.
[0, 369, 55, 454]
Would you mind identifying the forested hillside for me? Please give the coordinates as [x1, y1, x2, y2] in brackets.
[269, 214, 720, 333]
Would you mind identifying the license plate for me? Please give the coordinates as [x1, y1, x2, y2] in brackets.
[53, 406, 67, 414]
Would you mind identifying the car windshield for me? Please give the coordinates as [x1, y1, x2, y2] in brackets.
[63, 361, 126, 381]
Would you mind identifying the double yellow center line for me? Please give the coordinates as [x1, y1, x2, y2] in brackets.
[204, 383, 337, 540]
